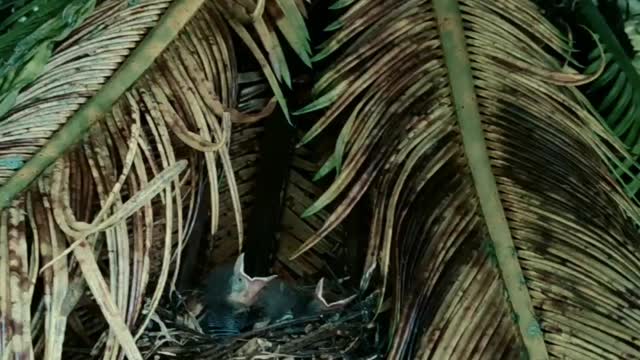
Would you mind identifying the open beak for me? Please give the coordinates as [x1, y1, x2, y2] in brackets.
[313, 278, 356, 311]
[230, 253, 277, 306]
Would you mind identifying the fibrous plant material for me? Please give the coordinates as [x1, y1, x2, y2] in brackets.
[0, 0, 312, 359]
[4, 0, 640, 359]
[292, 0, 640, 359]
[137, 292, 382, 359]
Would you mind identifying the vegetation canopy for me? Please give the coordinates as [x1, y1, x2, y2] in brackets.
[1, 0, 640, 359]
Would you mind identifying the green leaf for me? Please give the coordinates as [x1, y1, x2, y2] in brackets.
[313, 154, 338, 181]
[324, 18, 344, 32]
[0, 0, 96, 119]
[274, 0, 312, 63]
[293, 83, 345, 116]
[11, 41, 50, 89]
[329, 0, 357, 10]
[0, 89, 18, 118]
[573, 0, 640, 198]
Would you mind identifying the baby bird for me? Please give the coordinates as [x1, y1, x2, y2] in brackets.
[253, 277, 357, 327]
[253, 278, 307, 325]
[307, 277, 357, 314]
[201, 253, 277, 335]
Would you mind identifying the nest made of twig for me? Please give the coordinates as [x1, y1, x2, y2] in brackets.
[137, 291, 383, 360]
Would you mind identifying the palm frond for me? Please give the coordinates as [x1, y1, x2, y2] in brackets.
[551, 0, 640, 199]
[0, 0, 95, 118]
[208, 106, 347, 278]
[0, 0, 289, 358]
[216, 0, 313, 123]
[0, 0, 318, 357]
[4, 0, 640, 359]
[293, 0, 640, 358]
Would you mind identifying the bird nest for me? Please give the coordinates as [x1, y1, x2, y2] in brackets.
[137, 292, 383, 359]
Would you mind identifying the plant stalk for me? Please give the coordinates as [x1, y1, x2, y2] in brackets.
[433, 0, 550, 359]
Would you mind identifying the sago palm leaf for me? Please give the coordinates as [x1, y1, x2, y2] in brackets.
[0, 0, 311, 359]
[207, 73, 346, 277]
[556, 0, 640, 199]
[625, 16, 640, 70]
[0, 0, 96, 119]
[294, 0, 640, 358]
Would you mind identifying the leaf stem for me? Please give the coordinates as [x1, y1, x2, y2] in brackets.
[433, 0, 549, 359]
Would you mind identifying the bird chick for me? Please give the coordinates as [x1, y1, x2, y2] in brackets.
[306, 277, 357, 314]
[201, 253, 276, 335]
[253, 277, 356, 328]
[253, 278, 308, 326]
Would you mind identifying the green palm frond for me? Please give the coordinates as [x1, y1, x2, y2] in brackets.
[293, 0, 640, 358]
[559, 0, 640, 198]
[626, 14, 640, 72]
[0, 0, 95, 118]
